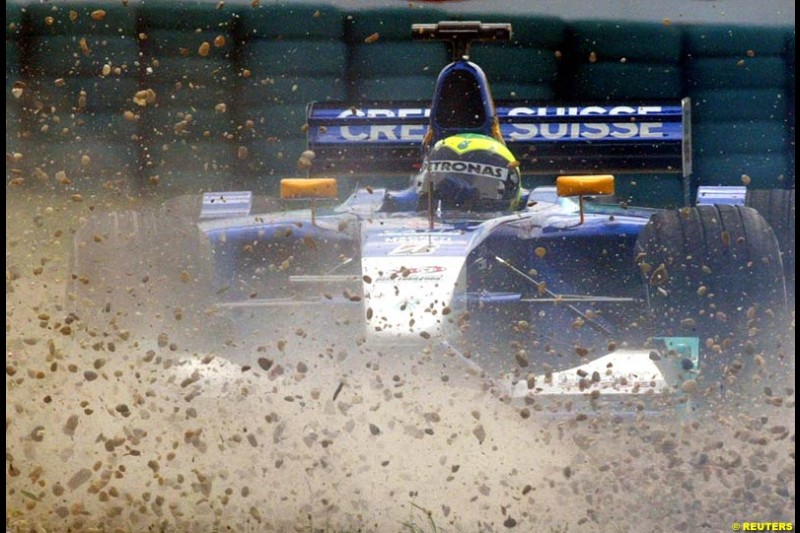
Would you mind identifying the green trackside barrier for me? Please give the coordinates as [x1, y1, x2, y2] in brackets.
[235, 4, 346, 187]
[683, 23, 794, 193]
[6, 2, 795, 198]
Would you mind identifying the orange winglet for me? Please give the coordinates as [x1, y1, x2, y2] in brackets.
[556, 175, 615, 197]
[280, 178, 338, 199]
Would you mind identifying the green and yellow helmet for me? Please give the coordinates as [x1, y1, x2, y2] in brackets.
[417, 133, 521, 212]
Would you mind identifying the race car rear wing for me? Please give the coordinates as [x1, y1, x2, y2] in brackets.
[305, 98, 692, 180]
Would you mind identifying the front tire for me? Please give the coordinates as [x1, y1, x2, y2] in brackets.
[635, 205, 787, 401]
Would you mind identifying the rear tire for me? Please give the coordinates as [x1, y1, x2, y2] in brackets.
[635, 205, 787, 402]
[745, 188, 795, 300]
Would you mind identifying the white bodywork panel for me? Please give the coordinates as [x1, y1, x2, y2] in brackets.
[506, 349, 671, 399]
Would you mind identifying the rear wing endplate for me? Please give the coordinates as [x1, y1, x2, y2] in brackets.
[306, 98, 692, 181]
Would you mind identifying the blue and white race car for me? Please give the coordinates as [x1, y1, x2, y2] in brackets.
[71, 22, 791, 407]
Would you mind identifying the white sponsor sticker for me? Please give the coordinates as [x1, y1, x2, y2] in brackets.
[423, 160, 509, 180]
[388, 243, 439, 256]
[362, 257, 464, 340]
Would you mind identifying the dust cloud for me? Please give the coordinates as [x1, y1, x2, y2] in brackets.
[6, 187, 795, 532]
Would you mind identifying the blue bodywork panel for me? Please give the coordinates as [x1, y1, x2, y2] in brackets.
[198, 185, 655, 369]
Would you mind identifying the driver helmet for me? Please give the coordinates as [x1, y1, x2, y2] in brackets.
[417, 133, 521, 212]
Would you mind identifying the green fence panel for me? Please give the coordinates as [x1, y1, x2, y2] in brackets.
[239, 4, 343, 39]
[28, 35, 139, 77]
[569, 20, 682, 63]
[145, 108, 238, 142]
[6, 42, 22, 77]
[26, 3, 137, 35]
[24, 139, 139, 177]
[350, 42, 448, 77]
[6, 3, 24, 40]
[235, 104, 309, 140]
[28, 77, 139, 112]
[573, 62, 682, 99]
[238, 77, 346, 106]
[694, 121, 787, 154]
[344, 8, 448, 43]
[470, 46, 560, 84]
[143, 139, 237, 191]
[694, 153, 789, 188]
[613, 175, 685, 209]
[240, 138, 309, 182]
[144, 56, 235, 89]
[490, 82, 555, 101]
[26, 111, 140, 144]
[683, 24, 789, 57]
[353, 76, 437, 101]
[242, 41, 348, 76]
[143, 29, 235, 59]
[690, 89, 787, 122]
[138, 2, 236, 32]
[146, 79, 233, 109]
[685, 57, 787, 90]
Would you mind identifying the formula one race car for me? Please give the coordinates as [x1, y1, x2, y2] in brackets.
[71, 22, 791, 406]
